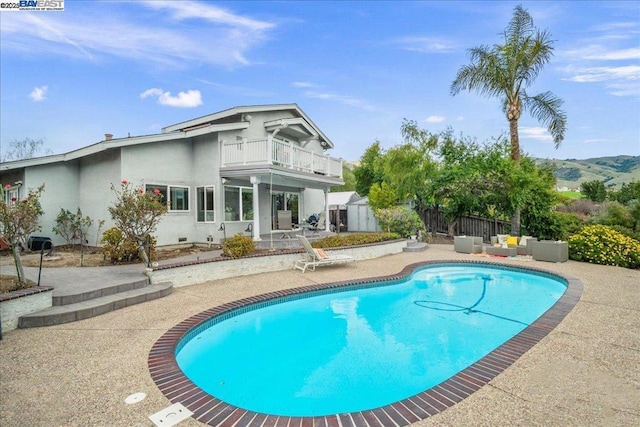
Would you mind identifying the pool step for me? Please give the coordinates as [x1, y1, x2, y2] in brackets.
[18, 282, 173, 328]
[404, 241, 429, 252]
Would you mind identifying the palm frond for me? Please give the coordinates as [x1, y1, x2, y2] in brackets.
[524, 91, 567, 147]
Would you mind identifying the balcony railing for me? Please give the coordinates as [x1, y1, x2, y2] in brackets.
[222, 137, 342, 179]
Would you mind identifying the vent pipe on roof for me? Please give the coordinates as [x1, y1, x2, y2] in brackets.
[105, 133, 113, 141]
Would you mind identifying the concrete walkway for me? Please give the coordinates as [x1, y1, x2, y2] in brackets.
[0, 244, 638, 426]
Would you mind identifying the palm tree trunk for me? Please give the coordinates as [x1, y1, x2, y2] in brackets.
[509, 117, 521, 236]
[509, 118, 520, 163]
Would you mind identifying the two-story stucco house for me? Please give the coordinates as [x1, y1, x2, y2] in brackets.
[0, 104, 343, 247]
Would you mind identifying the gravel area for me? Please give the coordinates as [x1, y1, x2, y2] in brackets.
[1, 244, 638, 426]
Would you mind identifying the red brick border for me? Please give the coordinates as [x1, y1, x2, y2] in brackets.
[149, 260, 582, 426]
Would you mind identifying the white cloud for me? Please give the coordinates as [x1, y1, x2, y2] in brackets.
[140, 88, 203, 108]
[0, 2, 274, 69]
[520, 127, 553, 142]
[394, 36, 457, 53]
[455, 116, 465, 121]
[291, 81, 316, 88]
[141, 1, 275, 31]
[29, 85, 48, 102]
[424, 115, 446, 124]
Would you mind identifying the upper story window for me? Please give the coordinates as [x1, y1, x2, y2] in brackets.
[145, 184, 189, 211]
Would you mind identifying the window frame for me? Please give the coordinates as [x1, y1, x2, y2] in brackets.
[223, 185, 253, 222]
[145, 184, 190, 212]
[196, 185, 216, 223]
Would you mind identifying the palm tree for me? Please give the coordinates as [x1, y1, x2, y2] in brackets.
[451, 4, 566, 234]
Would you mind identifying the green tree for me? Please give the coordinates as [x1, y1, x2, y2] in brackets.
[0, 184, 45, 285]
[608, 181, 640, 205]
[108, 180, 167, 267]
[451, 4, 567, 235]
[1, 138, 52, 162]
[368, 182, 398, 210]
[331, 163, 357, 192]
[581, 180, 607, 203]
[353, 141, 384, 197]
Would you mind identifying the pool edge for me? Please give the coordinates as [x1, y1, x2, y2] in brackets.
[148, 260, 583, 427]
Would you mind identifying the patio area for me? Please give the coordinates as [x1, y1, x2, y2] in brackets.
[0, 244, 638, 426]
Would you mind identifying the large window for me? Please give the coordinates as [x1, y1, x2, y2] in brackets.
[3, 187, 18, 206]
[145, 184, 189, 211]
[197, 186, 215, 222]
[224, 186, 253, 221]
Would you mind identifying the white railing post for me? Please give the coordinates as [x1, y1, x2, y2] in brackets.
[242, 138, 247, 165]
[289, 141, 294, 169]
[267, 134, 273, 165]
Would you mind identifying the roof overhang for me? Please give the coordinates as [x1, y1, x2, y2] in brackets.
[0, 122, 248, 172]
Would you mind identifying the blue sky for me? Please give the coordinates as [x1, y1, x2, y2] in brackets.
[1, 0, 639, 162]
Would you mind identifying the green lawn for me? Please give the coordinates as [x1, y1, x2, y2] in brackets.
[559, 191, 583, 199]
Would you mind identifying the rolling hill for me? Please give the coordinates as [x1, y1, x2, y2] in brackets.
[534, 155, 640, 190]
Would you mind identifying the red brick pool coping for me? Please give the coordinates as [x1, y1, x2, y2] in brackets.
[148, 260, 583, 427]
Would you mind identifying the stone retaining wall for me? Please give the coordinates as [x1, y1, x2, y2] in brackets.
[148, 240, 408, 288]
[0, 286, 54, 332]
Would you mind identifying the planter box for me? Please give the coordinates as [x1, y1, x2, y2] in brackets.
[1, 286, 54, 332]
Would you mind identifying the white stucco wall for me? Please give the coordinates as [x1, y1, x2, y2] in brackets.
[24, 162, 80, 246]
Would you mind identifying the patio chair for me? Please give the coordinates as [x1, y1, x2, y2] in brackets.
[272, 210, 301, 239]
[307, 211, 326, 235]
[294, 235, 354, 273]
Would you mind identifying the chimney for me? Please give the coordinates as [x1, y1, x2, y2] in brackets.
[105, 133, 113, 141]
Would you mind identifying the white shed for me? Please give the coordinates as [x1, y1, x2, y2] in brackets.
[346, 197, 381, 232]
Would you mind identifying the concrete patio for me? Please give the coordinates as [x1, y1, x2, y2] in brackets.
[0, 244, 638, 426]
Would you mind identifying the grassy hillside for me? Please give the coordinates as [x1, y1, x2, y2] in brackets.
[535, 155, 640, 190]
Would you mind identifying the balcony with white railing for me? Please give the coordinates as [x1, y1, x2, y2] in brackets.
[221, 136, 343, 179]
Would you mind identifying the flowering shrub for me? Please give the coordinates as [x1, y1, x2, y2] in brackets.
[101, 227, 156, 264]
[221, 233, 256, 258]
[108, 180, 167, 266]
[0, 183, 45, 284]
[569, 224, 640, 269]
[374, 206, 425, 238]
[312, 232, 400, 248]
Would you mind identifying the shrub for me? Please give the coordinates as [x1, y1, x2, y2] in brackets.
[522, 211, 583, 241]
[222, 233, 256, 258]
[589, 201, 633, 229]
[312, 232, 400, 248]
[374, 207, 425, 238]
[101, 227, 157, 264]
[569, 224, 640, 269]
[607, 225, 640, 243]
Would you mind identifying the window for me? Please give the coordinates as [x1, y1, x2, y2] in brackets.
[145, 184, 189, 211]
[197, 186, 215, 222]
[3, 187, 19, 206]
[224, 186, 253, 221]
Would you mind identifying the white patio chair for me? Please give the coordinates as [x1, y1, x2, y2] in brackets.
[294, 235, 354, 273]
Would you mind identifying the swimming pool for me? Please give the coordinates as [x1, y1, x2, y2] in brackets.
[149, 261, 583, 426]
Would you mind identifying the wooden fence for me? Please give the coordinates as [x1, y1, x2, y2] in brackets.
[421, 207, 509, 243]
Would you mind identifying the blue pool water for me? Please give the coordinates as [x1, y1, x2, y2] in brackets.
[176, 264, 566, 416]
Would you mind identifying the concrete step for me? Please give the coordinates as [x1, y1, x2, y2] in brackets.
[18, 282, 173, 328]
[53, 278, 150, 306]
[403, 242, 429, 252]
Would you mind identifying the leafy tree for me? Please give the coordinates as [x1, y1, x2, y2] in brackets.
[331, 163, 357, 192]
[353, 141, 384, 197]
[52, 208, 96, 265]
[108, 180, 167, 267]
[374, 206, 425, 237]
[0, 184, 45, 285]
[380, 119, 438, 211]
[608, 181, 640, 205]
[1, 138, 52, 162]
[368, 182, 398, 210]
[581, 180, 607, 203]
[451, 4, 567, 235]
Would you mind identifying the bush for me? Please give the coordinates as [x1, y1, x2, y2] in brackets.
[607, 225, 640, 243]
[523, 211, 583, 241]
[569, 224, 640, 269]
[374, 207, 425, 238]
[101, 227, 156, 264]
[312, 232, 400, 248]
[589, 201, 633, 229]
[222, 233, 256, 258]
